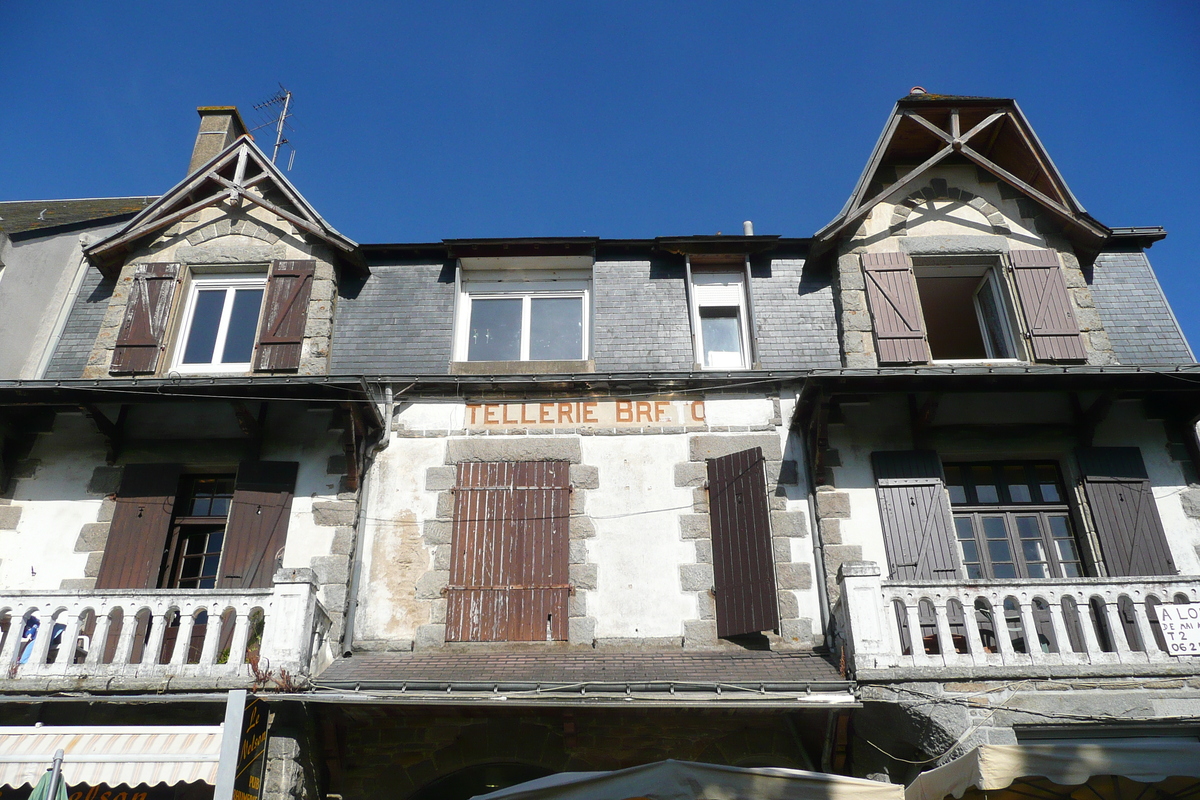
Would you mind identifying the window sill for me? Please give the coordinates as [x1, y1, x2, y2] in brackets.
[450, 360, 595, 375]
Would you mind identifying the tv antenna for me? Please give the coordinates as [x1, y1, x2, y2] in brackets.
[250, 85, 295, 170]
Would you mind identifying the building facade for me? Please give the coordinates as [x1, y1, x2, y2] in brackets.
[0, 91, 1197, 800]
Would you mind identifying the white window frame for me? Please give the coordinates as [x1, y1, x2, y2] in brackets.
[689, 270, 751, 370]
[454, 279, 591, 362]
[912, 258, 1026, 365]
[170, 274, 267, 374]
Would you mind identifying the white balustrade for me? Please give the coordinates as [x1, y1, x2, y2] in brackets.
[0, 573, 325, 682]
[838, 561, 1200, 673]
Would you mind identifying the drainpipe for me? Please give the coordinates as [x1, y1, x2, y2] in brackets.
[804, 430, 833, 651]
[340, 382, 398, 656]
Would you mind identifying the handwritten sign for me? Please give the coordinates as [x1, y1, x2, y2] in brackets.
[233, 697, 268, 800]
[465, 399, 705, 430]
[1159, 604, 1200, 656]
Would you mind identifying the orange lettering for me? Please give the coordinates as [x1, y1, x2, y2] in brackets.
[636, 401, 653, 422]
[582, 402, 599, 423]
[100, 792, 112, 800]
[540, 403, 554, 423]
[616, 401, 633, 422]
[484, 404, 499, 424]
[132, 794, 147, 800]
[690, 401, 706, 422]
[467, 404, 481, 424]
[69, 793, 82, 800]
[557, 403, 574, 423]
[654, 401, 670, 422]
[502, 404, 518, 424]
[521, 404, 537, 424]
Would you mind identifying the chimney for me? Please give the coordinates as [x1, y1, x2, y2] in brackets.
[187, 106, 249, 174]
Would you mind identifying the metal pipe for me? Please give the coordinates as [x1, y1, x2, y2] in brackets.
[46, 749, 64, 800]
[800, 420, 833, 649]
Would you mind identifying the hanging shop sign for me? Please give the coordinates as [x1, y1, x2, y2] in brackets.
[231, 697, 268, 800]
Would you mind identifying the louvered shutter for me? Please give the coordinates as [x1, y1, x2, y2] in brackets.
[871, 451, 960, 580]
[254, 260, 315, 371]
[95, 464, 182, 589]
[447, 462, 570, 642]
[707, 447, 779, 638]
[1009, 249, 1087, 362]
[1077, 447, 1175, 576]
[862, 252, 930, 365]
[220, 461, 299, 588]
[110, 263, 181, 375]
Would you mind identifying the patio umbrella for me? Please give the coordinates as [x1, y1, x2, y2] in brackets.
[470, 759, 904, 800]
[28, 750, 67, 800]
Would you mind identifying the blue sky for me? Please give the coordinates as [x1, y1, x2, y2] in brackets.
[3, 1, 1197, 349]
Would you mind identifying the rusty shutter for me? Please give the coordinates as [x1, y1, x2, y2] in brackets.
[872, 451, 960, 581]
[862, 252, 930, 365]
[1077, 447, 1175, 576]
[1009, 249, 1087, 362]
[254, 260, 315, 372]
[220, 461, 299, 588]
[95, 463, 183, 589]
[447, 462, 570, 642]
[706, 447, 779, 638]
[110, 263, 181, 375]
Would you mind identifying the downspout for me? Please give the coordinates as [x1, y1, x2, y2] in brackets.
[794, 380, 833, 649]
[340, 381, 400, 656]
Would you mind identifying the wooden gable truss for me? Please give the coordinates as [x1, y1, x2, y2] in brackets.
[85, 137, 364, 278]
[815, 95, 1110, 250]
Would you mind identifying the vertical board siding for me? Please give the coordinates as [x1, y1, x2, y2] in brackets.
[872, 451, 961, 581]
[110, 263, 181, 375]
[95, 464, 183, 589]
[254, 260, 315, 371]
[707, 447, 779, 638]
[221, 461, 299, 588]
[862, 252, 930, 365]
[447, 461, 570, 642]
[1010, 249, 1087, 362]
[1077, 447, 1176, 576]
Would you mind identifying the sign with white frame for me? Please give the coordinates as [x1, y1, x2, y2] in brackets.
[1158, 603, 1200, 656]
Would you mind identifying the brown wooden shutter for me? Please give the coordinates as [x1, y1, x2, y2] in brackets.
[1077, 447, 1175, 576]
[95, 464, 182, 589]
[1009, 249, 1087, 362]
[220, 461, 299, 588]
[254, 260, 315, 372]
[447, 462, 570, 642]
[110, 263, 181, 375]
[707, 447, 779, 638]
[862, 252, 930, 365]
[872, 451, 960, 580]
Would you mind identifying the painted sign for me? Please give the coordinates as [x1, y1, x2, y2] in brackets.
[465, 399, 705, 430]
[232, 697, 268, 800]
[1159, 603, 1200, 656]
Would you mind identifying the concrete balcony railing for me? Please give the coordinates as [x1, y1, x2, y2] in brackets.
[0, 570, 331, 690]
[837, 561, 1200, 678]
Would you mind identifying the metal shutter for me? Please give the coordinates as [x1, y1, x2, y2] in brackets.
[95, 463, 183, 589]
[220, 461, 299, 589]
[862, 252, 930, 365]
[110, 263, 181, 375]
[254, 260, 315, 371]
[1010, 249, 1087, 362]
[1077, 447, 1175, 576]
[707, 447, 779, 638]
[447, 462, 570, 642]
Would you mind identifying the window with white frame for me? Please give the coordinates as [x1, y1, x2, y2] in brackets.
[455, 280, 590, 362]
[912, 258, 1022, 362]
[690, 271, 751, 369]
[172, 274, 266, 373]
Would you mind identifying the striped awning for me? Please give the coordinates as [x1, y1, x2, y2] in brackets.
[0, 727, 222, 788]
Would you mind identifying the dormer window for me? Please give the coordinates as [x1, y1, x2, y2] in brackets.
[173, 274, 267, 373]
[687, 265, 755, 370]
[459, 285, 589, 362]
[911, 258, 1021, 362]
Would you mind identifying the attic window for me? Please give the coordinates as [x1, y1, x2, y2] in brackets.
[172, 274, 267, 373]
[912, 259, 1020, 361]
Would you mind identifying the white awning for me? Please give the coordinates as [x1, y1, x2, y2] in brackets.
[0, 727, 222, 788]
[906, 741, 1200, 800]
[474, 759, 904, 800]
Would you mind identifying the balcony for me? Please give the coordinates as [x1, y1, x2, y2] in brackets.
[0, 570, 331, 691]
[837, 562, 1200, 679]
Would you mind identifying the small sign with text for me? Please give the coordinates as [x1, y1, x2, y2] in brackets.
[1159, 604, 1200, 656]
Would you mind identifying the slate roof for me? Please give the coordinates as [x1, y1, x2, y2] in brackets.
[1091, 248, 1194, 364]
[0, 197, 156, 238]
[317, 650, 845, 687]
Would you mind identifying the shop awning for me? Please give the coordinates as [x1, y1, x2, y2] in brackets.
[0, 727, 222, 788]
[474, 759, 904, 800]
[905, 741, 1200, 800]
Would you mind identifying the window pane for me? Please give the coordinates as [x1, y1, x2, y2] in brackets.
[945, 465, 967, 505]
[972, 466, 999, 503]
[1004, 465, 1032, 502]
[982, 517, 1008, 539]
[221, 288, 263, 364]
[468, 298, 522, 361]
[1036, 465, 1062, 502]
[699, 307, 743, 368]
[182, 290, 226, 364]
[529, 297, 583, 360]
[954, 516, 975, 541]
[975, 272, 1015, 358]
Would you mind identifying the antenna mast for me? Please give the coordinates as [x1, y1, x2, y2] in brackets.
[251, 86, 295, 168]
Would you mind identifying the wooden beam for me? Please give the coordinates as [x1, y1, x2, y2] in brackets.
[839, 112, 904, 229]
[91, 193, 223, 257]
[82, 403, 127, 465]
[828, 144, 954, 239]
[904, 111, 953, 144]
[1003, 114, 1071, 207]
[950, 107, 960, 140]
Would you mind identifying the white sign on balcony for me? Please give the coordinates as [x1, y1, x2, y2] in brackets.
[1159, 604, 1200, 656]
